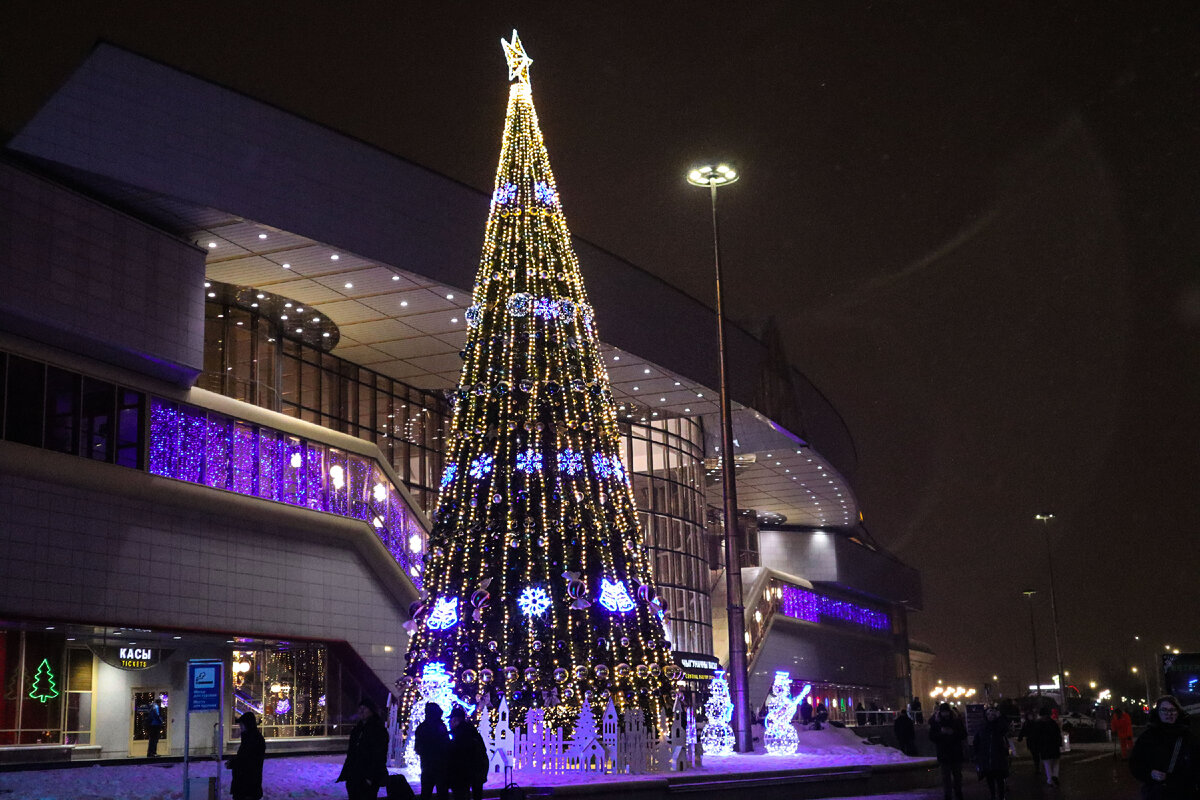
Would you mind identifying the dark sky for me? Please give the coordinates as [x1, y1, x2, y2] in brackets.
[4, 1, 1198, 693]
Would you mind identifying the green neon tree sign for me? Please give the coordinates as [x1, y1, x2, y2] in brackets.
[28, 658, 60, 703]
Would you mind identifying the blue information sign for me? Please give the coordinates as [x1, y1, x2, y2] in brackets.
[188, 660, 222, 711]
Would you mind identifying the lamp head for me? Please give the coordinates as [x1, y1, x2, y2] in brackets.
[687, 163, 739, 187]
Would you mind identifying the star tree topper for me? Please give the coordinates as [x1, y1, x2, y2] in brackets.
[502, 29, 533, 84]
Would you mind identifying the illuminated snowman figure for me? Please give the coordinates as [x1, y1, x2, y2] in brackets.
[699, 671, 735, 756]
[763, 670, 801, 755]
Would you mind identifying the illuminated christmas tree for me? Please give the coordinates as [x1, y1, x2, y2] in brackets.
[401, 31, 676, 731]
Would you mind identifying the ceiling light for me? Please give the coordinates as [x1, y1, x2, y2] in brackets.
[281, 315, 288, 320]
[250, 302, 258, 308]
[446, 293, 454, 300]
[285, 302, 292, 308]
[613, 356, 620, 361]
[295, 328, 303, 333]
[345, 283, 353, 289]
[633, 386, 639, 391]
[451, 317, 459, 324]
[312, 317, 320, 323]
[400, 301, 408, 307]
[323, 332, 331, 338]
[258, 233, 267, 239]
[674, 381, 681, 386]
[208, 242, 217, 248]
[659, 397, 666, 402]
[207, 292, 216, 298]
[684, 408, 691, 413]
[282, 263, 291, 269]
[204, 282, 211, 288]
[644, 368, 651, 374]
[296, 307, 304, 312]
[256, 293, 265, 299]
[392, 275, 400, 281]
[697, 393, 704, 398]
[331, 254, 340, 260]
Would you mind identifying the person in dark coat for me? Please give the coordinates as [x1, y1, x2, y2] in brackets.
[1130, 695, 1200, 800]
[799, 697, 813, 726]
[145, 697, 165, 757]
[929, 703, 967, 800]
[447, 705, 489, 800]
[973, 706, 1011, 800]
[414, 702, 450, 799]
[856, 702, 868, 726]
[894, 708, 917, 756]
[1016, 711, 1040, 775]
[226, 712, 267, 800]
[337, 697, 390, 800]
[1027, 706, 1063, 787]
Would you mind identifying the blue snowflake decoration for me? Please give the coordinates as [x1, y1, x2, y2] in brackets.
[517, 586, 553, 617]
[592, 452, 614, 479]
[516, 449, 543, 473]
[610, 455, 628, 483]
[465, 304, 483, 328]
[440, 463, 458, 490]
[427, 597, 460, 630]
[507, 293, 533, 317]
[598, 579, 636, 613]
[533, 296, 558, 319]
[557, 298, 576, 320]
[492, 182, 518, 205]
[469, 453, 494, 480]
[534, 180, 558, 207]
[557, 449, 583, 475]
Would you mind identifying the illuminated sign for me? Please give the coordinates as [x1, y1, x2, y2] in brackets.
[674, 652, 720, 682]
[90, 645, 172, 671]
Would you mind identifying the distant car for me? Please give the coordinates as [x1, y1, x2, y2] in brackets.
[1060, 713, 1101, 730]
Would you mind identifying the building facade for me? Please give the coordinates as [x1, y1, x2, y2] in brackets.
[0, 44, 922, 757]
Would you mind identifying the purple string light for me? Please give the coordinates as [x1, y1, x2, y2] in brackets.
[778, 584, 889, 632]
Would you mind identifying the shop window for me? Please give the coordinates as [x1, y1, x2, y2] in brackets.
[231, 645, 328, 739]
[18, 631, 67, 744]
[64, 648, 94, 745]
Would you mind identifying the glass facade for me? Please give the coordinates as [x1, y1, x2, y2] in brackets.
[231, 644, 334, 738]
[621, 414, 713, 655]
[201, 300, 447, 513]
[0, 629, 94, 745]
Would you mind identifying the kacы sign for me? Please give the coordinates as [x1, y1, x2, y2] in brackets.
[90, 645, 173, 671]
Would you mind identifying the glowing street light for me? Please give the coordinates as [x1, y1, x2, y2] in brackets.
[687, 160, 750, 752]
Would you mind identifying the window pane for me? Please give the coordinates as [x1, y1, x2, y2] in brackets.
[44, 367, 81, 455]
[80, 378, 115, 462]
[5, 356, 45, 447]
[116, 390, 144, 469]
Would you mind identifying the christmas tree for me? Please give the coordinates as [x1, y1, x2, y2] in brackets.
[402, 31, 676, 731]
[28, 658, 59, 703]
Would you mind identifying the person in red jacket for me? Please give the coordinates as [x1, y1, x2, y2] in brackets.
[1112, 707, 1135, 759]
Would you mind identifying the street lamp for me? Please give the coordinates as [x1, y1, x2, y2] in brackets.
[687, 161, 752, 752]
[1022, 592, 1041, 695]
[1036, 513, 1067, 708]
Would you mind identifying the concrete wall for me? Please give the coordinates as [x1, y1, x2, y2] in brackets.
[0, 443, 412, 690]
[0, 160, 205, 385]
[758, 529, 923, 609]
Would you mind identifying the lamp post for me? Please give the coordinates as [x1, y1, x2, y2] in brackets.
[1036, 513, 1067, 708]
[1023, 590, 1042, 697]
[687, 162, 752, 752]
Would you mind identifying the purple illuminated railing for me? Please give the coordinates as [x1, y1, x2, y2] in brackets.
[779, 584, 890, 632]
[149, 398, 427, 588]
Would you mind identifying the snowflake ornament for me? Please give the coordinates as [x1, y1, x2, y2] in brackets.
[557, 449, 583, 475]
[516, 449, 543, 473]
[469, 453, 494, 479]
[517, 585, 553, 616]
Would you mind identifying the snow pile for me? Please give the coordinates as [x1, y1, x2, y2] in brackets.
[0, 732, 919, 800]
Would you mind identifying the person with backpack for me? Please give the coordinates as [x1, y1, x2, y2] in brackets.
[1130, 695, 1200, 800]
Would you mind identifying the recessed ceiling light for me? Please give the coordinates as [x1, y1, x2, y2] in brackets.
[295, 328, 303, 333]
[312, 317, 320, 323]
[345, 283, 353, 289]
[446, 293, 454, 300]
[204, 282, 211, 288]
[281, 315, 288, 320]
[251, 302, 258, 308]
[392, 275, 400, 281]
[451, 317, 459, 324]
[400, 301, 408, 307]
[684, 408, 691, 412]
[285, 302, 292, 308]
[208, 242, 217, 248]
[173, 636, 182, 640]
[674, 381, 681, 386]
[296, 307, 304, 313]
[282, 263, 291, 269]
[697, 393, 704, 398]
[256, 293, 265, 299]
[613, 356, 620, 361]
[632, 386, 639, 391]
[644, 368, 651, 374]
[323, 332, 331, 338]
[207, 292, 216, 298]
[331, 254, 340, 260]
[258, 233, 267, 239]
[659, 397, 666, 402]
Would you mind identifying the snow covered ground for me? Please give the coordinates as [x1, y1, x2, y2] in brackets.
[0, 727, 925, 800]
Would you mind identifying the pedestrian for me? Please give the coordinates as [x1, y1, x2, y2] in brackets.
[1130, 695, 1200, 800]
[226, 712, 266, 800]
[894, 708, 917, 756]
[414, 702, 450, 800]
[1017, 711, 1041, 775]
[1028, 706, 1063, 788]
[1112, 706, 1135, 760]
[799, 697, 813, 727]
[909, 696, 923, 724]
[447, 706, 488, 800]
[929, 702, 967, 800]
[145, 696, 165, 757]
[856, 702, 868, 726]
[973, 706, 1011, 800]
[337, 697, 390, 800]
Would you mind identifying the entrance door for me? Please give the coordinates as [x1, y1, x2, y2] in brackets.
[130, 689, 169, 757]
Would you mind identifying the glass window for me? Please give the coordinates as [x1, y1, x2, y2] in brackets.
[80, 378, 115, 462]
[116, 389, 144, 469]
[44, 367, 80, 455]
[5, 356, 45, 447]
[20, 631, 66, 744]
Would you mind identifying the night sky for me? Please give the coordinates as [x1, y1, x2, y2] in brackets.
[4, 1, 1198, 695]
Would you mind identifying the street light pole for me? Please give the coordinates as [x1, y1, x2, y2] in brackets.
[687, 162, 752, 752]
[1023, 590, 1041, 697]
[1036, 513, 1067, 708]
